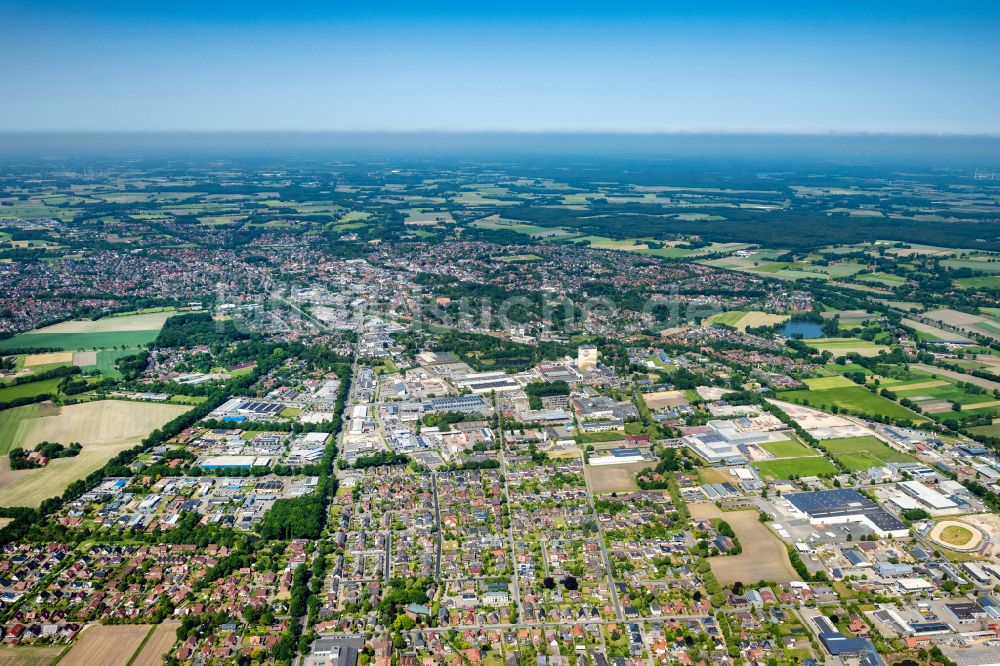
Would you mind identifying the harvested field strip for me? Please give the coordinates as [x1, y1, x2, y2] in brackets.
[60, 624, 151, 666]
[690, 504, 798, 584]
[129, 622, 179, 666]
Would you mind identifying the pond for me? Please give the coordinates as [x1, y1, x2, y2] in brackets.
[780, 320, 824, 339]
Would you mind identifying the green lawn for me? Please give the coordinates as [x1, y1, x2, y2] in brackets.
[779, 385, 926, 422]
[760, 437, 818, 458]
[821, 436, 916, 472]
[578, 431, 627, 444]
[753, 457, 838, 480]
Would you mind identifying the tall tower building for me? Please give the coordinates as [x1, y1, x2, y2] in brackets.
[577, 345, 598, 371]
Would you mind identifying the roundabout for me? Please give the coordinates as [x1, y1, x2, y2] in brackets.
[929, 520, 984, 552]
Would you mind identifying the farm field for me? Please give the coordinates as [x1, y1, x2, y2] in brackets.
[690, 504, 798, 584]
[704, 310, 789, 331]
[0, 645, 63, 666]
[0, 377, 62, 402]
[60, 624, 151, 666]
[821, 436, 917, 472]
[803, 375, 856, 390]
[803, 338, 890, 357]
[0, 311, 174, 351]
[911, 364, 1000, 392]
[956, 275, 1000, 290]
[130, 622, 181, 666]
[778, 385, 926, 422]
[22, 351, 73, 367]
[968, 424, 1000, 438]
[586, 461, 648, 493]
[753, 457, 838, 480]
[0, 330, 158, 352]
[0, 400, 188, 507]
[903, 319, 972, 342]
[25, 311, 175, 333]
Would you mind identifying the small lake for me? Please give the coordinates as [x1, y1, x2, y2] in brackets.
[781, 320, 824, 338]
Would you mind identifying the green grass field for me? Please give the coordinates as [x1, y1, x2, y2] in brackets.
[779, 385, 926, 422]
[83, 349, 139, 379]
[968, 424, 1000, 438]
[821, 436, 917, 472]
[578, 431, 626, 444]
[803, 375, 856, 390]
[0, 378, 62, 403]
[956, 275, 1000, 290]
[0, 330, 158, 351]
[753, 457, 838, 480]
[0, 403, 42, 453]
[760, 439, 820, 458]
[759, 437, 818, 458]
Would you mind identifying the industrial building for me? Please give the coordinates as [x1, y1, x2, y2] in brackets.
[785, 489, 909, 538]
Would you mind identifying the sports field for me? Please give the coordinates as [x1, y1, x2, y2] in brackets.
[0, 400, 188, 507]
[821, 436, 917, 472]
[753, 457, 838, 480]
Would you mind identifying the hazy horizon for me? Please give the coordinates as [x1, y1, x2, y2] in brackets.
[2, 1, 999, 135]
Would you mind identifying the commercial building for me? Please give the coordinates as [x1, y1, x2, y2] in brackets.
[785, 489, 909, 538]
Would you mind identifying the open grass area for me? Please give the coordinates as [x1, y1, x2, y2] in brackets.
[0, 400, 188, 507]
[779, 385, 926, 422]
[759, 436, 819, 458]
[577, 430, 627, 444]
[821, 436, 916, 471]
[753, 457, 838, 480]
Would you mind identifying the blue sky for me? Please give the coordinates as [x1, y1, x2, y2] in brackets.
[2, 1, 999, 133]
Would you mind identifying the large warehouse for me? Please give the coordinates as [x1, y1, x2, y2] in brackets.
[785, 488, 909, 538]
